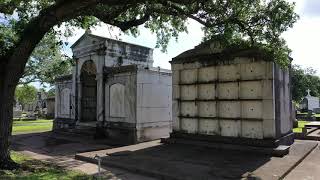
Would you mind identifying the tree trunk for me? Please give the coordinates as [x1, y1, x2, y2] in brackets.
[0, 65, 18, 170]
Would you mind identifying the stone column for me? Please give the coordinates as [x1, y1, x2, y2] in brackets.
[71, 65, 77, 120]
[96, 73, 104, 122]
[54, 83, 59, 119]
[76, 79, 82, 124]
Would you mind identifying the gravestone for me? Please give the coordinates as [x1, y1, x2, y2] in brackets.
[299, 89, 320, 112]
[169, 41, 293, 149]
[13, 102, 22, 118]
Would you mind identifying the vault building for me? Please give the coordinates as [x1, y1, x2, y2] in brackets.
[54, 32, 172, 144]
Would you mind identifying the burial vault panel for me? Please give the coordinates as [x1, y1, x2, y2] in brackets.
[170, 44, 293, 148]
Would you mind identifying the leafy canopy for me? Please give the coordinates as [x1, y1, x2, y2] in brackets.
[20, 32, 72, 86]
[291, 65, 320, 102]
[14, 84, 37, 107]
[0, 0, 298, 66]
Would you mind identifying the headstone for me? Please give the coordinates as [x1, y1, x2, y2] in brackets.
[299, 89, 320, 112]
[13, 101, 22, 118]
[313, 108, 320, 114]
[26, 112, 36, 120]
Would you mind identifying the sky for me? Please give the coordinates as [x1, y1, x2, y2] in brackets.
[283, 0, 320, 75]
[32, 0, 320, 88]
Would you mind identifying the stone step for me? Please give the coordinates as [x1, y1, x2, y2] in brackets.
[161, 137, 290, 157]
[75, 140, 318, 180]
[54, 126, 96, 138]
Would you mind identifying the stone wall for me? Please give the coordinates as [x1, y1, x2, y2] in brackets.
[136, 68, 172, 142]
[103, 65, 172, 144]
[54, 75, 75, 129]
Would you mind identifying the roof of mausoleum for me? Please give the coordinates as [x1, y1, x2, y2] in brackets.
[55, 74, 72, 82]
[171, 40, 276, 64]
[71, 32, 152, 50]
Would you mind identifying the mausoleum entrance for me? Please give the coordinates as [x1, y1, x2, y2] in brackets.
[80, 60, 97, 123]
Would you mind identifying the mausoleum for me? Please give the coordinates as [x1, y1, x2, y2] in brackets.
[54, 31, 172, 144]
[169, 41, 294, 149]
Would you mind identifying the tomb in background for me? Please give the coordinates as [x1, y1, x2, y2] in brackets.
[299, 89, 320, 112]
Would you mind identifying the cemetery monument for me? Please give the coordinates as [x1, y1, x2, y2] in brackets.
[299, 89, 320, 112]
[168, 41, 294, 150]
[54, 31, 172, 144]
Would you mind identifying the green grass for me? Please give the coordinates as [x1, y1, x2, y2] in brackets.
[296, 113, 320, 117]
[0, 152, 92, 180]
[293, 121, 309, 133]
[13, 119, 53, 125]
[12, 119, 53, 135]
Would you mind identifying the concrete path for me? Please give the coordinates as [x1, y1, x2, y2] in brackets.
[11, 132, 155, 180]
[285, 142, 320, 180]
[11, 132, 320, 180]
[76, 140, 318, 180]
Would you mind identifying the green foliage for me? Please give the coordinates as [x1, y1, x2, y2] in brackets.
[201, 0, 298, 66]
[0, 0, 298, 63]
[1, 11, 72, 86]
[47, 88, 55, 97]
[14, 84, 37, 108]
[292, 121, 308, 133]
[19, 32, 72, 86]
[291, 65, 320, 102]
[0, 19, 19, 57]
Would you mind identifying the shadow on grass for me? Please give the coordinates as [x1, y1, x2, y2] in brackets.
[0, 158, 93, 180]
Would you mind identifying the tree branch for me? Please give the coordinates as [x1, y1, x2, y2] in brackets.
[108, 13, 150, 31]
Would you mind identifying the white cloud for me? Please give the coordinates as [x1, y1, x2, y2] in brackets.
[283, 0, 320, 75]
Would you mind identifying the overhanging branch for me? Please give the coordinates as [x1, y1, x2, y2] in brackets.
[108, 13, 150, 31]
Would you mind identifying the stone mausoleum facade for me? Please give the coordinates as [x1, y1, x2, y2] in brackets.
[54, 32, 172, 144]
[169, 42, 294, 149]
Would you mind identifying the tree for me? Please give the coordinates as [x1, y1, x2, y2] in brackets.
[291, 65, 320, 102]
[20, 32, 72, 87]
[0, 0, 297, 169]
[14, 85, 37, 111]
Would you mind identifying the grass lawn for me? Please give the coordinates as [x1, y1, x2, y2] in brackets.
[293, 121, 309, 133]
[0, 151, 92, 179]
[13, 119, 53, 125]
[12, 119, 53, 135]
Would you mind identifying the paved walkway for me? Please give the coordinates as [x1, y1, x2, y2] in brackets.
[285, 142, 320, 180]
[11, 132, 155, 180]
[11, 132, 320, 180]
[76, 140, 318, 180]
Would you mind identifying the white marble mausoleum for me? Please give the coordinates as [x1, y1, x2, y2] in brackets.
[54, 32, 172, 144]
